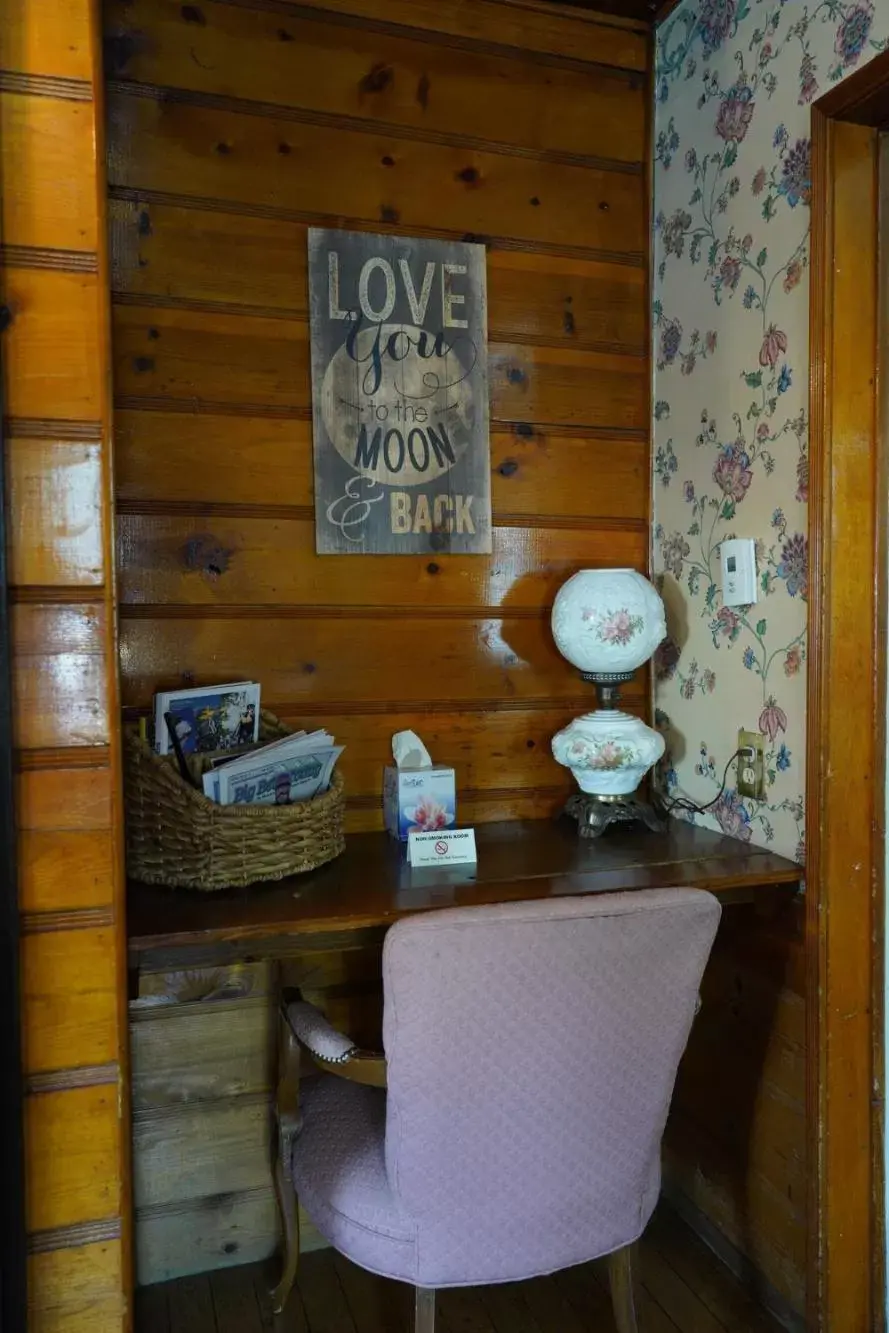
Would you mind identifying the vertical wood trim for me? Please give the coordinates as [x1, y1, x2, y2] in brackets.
[807, 110, 882, 1333]
[0, 247, 28, 1333]
[88, 0, 132, 1324]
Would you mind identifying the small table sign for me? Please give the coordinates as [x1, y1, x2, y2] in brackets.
[407, 828, 478, 868]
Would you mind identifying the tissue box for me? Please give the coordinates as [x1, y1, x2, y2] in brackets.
[383, 765, 456, 841]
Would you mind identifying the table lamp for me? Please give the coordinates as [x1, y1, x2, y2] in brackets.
[550, 568, 667, 838]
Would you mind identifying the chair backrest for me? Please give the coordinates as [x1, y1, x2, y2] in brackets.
[381, 888, 720, 1287]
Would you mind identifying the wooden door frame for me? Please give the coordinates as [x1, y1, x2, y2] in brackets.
[808, 54, 889, 1333]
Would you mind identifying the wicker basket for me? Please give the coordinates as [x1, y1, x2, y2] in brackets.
[123, 711, 345, 890]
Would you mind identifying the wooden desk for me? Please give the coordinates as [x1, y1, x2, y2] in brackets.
[126, 818, 800, 1284]
[128, 818, 801, 972]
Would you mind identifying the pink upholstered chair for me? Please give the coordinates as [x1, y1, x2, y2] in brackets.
[271, 888, 720, 1332]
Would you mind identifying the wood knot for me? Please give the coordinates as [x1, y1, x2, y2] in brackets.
[529, 196, 540, 207]
[0, 305, 13, 333]
[215, 142, 232, 155]
[598, 200, 610, 212]
[506, 366, 526, 385]
[133, 356, 154, 373]
[138, 209, 152, 237]
[514, 422, 534, 439]
[498, 458, 519, 478]
[456, 166, 480, 186]
[426, 562, 440, 575]
[563, 310, 576, 335]
[277, 27, 293, 40]
[359, 63, 393, 95]
[380, 205, 399, 224]
[180, 4, 205, 23]
[416, 73, 430, 109]
[381, 154, 395, 167]
[182, 534, 233, 580]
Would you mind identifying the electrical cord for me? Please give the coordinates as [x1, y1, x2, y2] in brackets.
[657, 746, 753, 817]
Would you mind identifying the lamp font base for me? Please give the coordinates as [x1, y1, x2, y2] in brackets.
[563, 792, 665, 840]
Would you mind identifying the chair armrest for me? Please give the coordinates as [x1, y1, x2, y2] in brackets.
[282, 995, 387, 1088]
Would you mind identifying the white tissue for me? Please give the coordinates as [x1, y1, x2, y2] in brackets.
[392, 730, 432, 769]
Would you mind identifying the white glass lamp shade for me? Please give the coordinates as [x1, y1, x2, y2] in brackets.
[550, 568, 666, 678]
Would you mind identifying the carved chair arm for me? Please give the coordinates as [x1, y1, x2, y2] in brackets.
[281, 991, 387, 1088]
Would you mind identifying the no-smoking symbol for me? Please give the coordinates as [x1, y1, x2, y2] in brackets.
[434, 841, 448, 856]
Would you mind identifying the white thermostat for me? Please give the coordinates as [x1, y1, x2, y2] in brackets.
[721, 538, 757, 607]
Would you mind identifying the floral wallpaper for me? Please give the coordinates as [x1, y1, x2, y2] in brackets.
[652, 0, 889, 862]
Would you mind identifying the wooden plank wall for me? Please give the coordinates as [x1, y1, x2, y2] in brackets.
[1, 1, 131, 1330]
[102, 0, 652, 829]
[664, 900, 806, 1321]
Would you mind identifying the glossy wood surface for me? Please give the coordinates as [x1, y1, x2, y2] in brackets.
[807, 105, 884, 1333]
[2, 0, 131, 1325]
[128, 820, 800, 961]
[105, 0, 647, 164]
[105, 0, 651, 835]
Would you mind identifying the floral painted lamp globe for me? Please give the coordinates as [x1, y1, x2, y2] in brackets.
[551, 569, 667, 838]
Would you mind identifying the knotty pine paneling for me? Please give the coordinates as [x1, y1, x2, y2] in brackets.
[109, 202, 647, 352]
[21, 928, 119, 1074]
[3, 268, 103, 422]
[6, 438, 104, 587]
[0, 91, 97, 252]
[114, 412, 649, 521]
[3, 0, 129, 1323]
[27, 1241, 125, 1333]
[25, 1084, 122, 1233]
[18, 829, 116, 915]
[664, 900, 807, 1316]
[105, 0, 647, 165]
[111, 303, 647, 430]
[116, 517, 646, 607]
[106, 0, 651, 832]
[119, 616, 647, 711]
[0, 0, 93, 82]
[106, 91, 646, 258]
[11, 603, 109, 750]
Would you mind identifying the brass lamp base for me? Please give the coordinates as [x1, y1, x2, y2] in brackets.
[564, 792, 665, 840]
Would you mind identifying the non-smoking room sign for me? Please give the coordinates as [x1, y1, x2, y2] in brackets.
[307, 228, 491, 555]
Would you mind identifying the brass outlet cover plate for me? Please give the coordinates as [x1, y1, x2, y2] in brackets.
[737, 729, 766, 801]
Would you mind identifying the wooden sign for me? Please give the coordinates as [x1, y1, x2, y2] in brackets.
[307, 228, 491, 555]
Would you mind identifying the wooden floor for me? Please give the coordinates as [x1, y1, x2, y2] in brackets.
[135, 1211, 784, 1333]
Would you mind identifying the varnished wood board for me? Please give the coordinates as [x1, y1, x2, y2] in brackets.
[104, 0, 646, 164]
[114, 411, 649, 521]
[6, 439, 104, 587]
[0, 91, 97, 252]
[116, 514, 645, 607]
[11, 603, 109, 749]
[111, 302, 647, 431]
[110, 202, 646, 353]
[105, 92, 646, 258]
[27, 1239, 125, 1333]
[25, 1083, 122, 1232]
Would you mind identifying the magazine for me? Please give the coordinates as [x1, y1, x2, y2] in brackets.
[154, 681, 260, 756]
[217, 738, 342, 807]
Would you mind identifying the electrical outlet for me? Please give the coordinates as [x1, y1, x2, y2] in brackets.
[737, 729, 766, 801]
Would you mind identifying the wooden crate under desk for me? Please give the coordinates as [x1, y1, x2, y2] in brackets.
[129, 957, 382, 1283]
[127, 818, 801, 1285]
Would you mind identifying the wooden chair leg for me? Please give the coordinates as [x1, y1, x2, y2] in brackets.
[271, 998, 302, 1314]
[608, 1243, 640, 1333]
[270, 1154, 300, 1313]
[414, 1286, 436, 1333]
